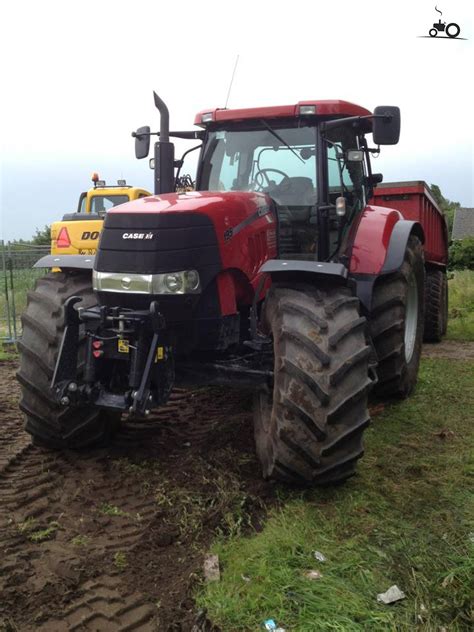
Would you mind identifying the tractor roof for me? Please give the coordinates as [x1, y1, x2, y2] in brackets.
[194, 100, 371, 126]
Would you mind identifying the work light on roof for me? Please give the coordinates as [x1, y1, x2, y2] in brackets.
[117, 179, 126, 186]
[201, 112, 213, 123]
[299, 105, 316, 115]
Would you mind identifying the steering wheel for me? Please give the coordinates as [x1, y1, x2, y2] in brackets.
[253, 168, 290, 192]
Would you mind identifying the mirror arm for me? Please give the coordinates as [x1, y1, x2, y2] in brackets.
[132, 130, 203, 140]
[321, 113, 393, 134]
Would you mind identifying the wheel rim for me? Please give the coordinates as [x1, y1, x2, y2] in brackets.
[404, 271, 418, 363]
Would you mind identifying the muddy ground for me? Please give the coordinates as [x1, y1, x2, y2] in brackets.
[1, 340, 473, 631]
[0, 362, 275, 631]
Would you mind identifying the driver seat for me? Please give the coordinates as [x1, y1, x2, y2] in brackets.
[274, 177, 315, 222]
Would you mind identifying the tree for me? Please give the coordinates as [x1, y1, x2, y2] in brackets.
[31, 225, 51, 246]
[449, 238, 474, 270]
[430, 184, 460, 236]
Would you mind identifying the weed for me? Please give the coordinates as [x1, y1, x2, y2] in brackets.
[99, 503, 127, 517]
[17, 517, 36, 534]
[113, 551, 128, 571]
[28, 521, 59, 543]
[71, 535, 89, 547]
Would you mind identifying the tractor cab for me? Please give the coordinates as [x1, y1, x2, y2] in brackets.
[195, 112, 367, 260]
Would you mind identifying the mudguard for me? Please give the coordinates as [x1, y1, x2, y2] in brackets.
[34, 254, 95, 269]
[260, 260, 348, 279]
[349, 207, 424, 312]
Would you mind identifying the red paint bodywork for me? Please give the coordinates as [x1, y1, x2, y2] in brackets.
[348, 206, 402, 274]
[194, 100, 371, 126]
[109, 191, 277, 312]
[369, 181, 448, 266]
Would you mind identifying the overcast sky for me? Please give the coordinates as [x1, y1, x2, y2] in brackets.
[0, 0, 472, 241]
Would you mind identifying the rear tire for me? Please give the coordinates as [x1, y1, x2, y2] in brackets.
[424, 269, 447, 342]
[253, 284, 372, 486]
[17, 272, 121, 449]
[369, 236, 425, 399]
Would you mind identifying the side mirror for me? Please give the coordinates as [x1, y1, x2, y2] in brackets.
[133, 126, 151, 159]
[372, 106, 400, 145]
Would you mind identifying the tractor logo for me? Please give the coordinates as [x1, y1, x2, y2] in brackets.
[424, 5, 462, 39]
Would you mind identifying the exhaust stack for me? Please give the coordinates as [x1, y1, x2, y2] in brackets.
[152, 92, 175, 195]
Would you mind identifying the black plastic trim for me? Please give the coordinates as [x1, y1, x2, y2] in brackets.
[34, 255, 95, 270]
[381, 220, 424, 273]
[260, 260, 348, 278]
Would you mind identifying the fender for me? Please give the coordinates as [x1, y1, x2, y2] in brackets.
[34, 254, 95, 269]
[260, 259, 348, 281]
[349, 207, 425, 312]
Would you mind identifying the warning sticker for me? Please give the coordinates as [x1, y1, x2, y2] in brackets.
[118, 339, 130, 353]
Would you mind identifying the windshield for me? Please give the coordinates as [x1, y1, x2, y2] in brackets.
[199, 122, 365, 260]
[90, 194, 130, 214]
[201, 125, 317, 208]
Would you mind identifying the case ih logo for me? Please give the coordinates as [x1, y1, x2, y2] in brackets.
[122, 232, 154, 240]
[420, 6, 465, 39]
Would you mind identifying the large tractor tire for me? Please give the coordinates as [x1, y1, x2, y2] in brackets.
[369, 235, 425, 399]
[17, 272, 121, 448]
[253, 284, 372, 486]
[423, 269, 448, 342]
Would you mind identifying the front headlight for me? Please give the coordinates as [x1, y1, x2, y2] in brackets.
[93, 269, 201, 294]
[163, 273, 184, 293]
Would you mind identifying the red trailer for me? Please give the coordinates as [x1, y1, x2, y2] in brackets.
[370, 180, 449, 341]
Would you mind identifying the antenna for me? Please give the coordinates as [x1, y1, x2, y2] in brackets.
[224, 55, 240, 109]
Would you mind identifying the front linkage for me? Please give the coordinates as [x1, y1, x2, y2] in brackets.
[51, 297, 275, 417]
[51, 297, 174, 416]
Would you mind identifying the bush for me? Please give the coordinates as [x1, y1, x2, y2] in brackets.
[449, 238, 474, 270]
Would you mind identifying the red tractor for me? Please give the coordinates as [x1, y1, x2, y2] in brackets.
[18, 93, 448, 486]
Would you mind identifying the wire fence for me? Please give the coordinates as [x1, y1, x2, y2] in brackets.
[1, 241, 50, 343]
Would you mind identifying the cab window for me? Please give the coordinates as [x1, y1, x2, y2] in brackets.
[90, 194, 130, 214]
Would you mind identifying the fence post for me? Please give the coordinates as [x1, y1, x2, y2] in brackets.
[7, 242, 18, 341]
[1, 240, 13, 342]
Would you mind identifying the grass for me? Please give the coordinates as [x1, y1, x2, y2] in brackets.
[447, 270, 474, 341]
[197, 359, 474, 631]
[99, 503, 128, 517]
[113, 551, 128, 571]
[17, 518, 60, 542]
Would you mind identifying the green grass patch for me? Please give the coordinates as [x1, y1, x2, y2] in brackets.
[99, 503, 128, 517]
[447, 270, 474, 341]
[198, 359, 474, 631]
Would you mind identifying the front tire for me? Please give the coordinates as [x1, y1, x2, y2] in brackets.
[253, 284, 372, 486]
[17, 272, 121, 449]
[369, 236, 425, 398]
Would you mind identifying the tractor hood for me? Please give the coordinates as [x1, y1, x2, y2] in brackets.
[107, 190, 273, 224]
[94, 190, 275, 280]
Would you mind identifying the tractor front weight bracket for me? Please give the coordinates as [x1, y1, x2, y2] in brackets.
[50, 299, 172, 416]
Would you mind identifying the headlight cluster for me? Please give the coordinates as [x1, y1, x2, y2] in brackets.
[158, 270, 201, 294]
[92, 269, 201, 295]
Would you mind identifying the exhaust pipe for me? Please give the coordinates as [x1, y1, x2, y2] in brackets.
[152, 92, 174, 195]
[153, 91, 170, 143]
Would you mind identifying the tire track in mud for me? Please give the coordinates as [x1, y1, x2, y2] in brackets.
[0, 362, 266, 631]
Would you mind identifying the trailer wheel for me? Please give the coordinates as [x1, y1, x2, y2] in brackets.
[253, 284, 372, 486]
[423, 269, 447, 342]
[441, 272, 448, 336]
[369, 235, 425, 398]
[17, 272, 121, 448]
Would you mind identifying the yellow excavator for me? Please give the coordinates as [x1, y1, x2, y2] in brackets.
[50, 173, 151, 255]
